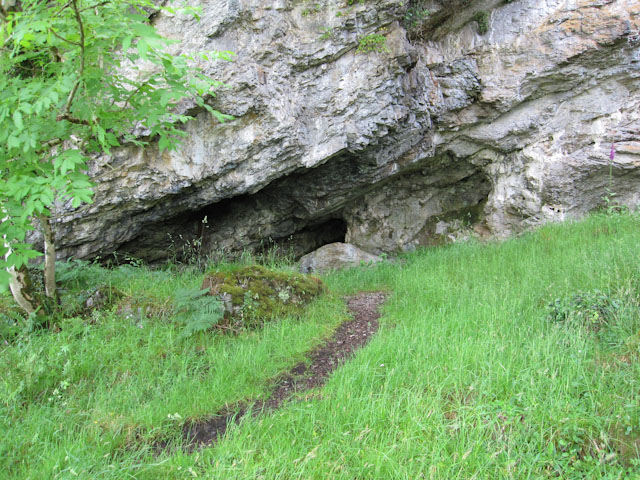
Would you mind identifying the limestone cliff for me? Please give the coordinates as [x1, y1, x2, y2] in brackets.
[51, 0, 640, 261]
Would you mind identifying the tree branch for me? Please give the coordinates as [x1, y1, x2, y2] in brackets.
[39, 138, 63, 152]
[55, 112, 90, 125]
[60, 0, 85, 117]
[38, 214, 57, 301]
[78, 0, 110, 13]
[48, 27, 81, 46]
[51, 1, 73, 18]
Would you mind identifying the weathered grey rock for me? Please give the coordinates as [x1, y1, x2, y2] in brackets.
[299, 243, 382, 274]
[39, 0, 639, 262]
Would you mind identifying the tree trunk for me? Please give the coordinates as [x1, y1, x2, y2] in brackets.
[2, 208, 40, 314]
[38, 214, 57, 300]
[7, 263, 38, 314]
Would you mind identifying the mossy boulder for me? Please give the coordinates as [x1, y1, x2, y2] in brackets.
[200, 265, 325, 326]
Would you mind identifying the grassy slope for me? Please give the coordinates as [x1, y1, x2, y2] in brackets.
[1, 213, 639, 479]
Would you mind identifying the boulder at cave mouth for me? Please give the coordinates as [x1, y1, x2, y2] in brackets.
[299, 243, 383, 274]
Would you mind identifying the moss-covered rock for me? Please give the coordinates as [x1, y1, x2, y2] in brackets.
[200, 265, 325, 327]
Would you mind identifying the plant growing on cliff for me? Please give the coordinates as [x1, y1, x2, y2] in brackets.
[357, 32, 389, 53]
[472, 10, 489, 35]
[402, 0, 431, 35]
[0, 0, 232, 315]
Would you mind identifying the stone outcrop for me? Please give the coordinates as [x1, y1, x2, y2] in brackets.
[48, 0, 640, 262]
[299, 242, 382, 274]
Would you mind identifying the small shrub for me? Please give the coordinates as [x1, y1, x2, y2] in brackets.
[357, 33, 389, 53]
[57, 259, 109, 290]
[547, 290, 621, 332]
[472, 11, 489, 35]
[547, 288, 640, 352]
[403, 1, 431, 33]
[319, 26, 334, 41]
[0, 297, 25, 343]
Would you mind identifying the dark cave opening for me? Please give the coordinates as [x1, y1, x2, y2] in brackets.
[258, 218, 348, 260]
[116, 198, 349, 265]
[114, 150, 496, 266]
[113, 149, 386, 265]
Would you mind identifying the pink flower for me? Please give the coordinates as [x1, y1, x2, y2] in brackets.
[610, 143, 615, 161]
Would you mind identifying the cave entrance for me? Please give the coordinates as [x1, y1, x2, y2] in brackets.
[257, 218, 348, 261]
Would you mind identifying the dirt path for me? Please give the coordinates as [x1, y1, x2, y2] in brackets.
[181, 291, 388, 449]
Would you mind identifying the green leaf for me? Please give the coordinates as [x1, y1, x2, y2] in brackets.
[158, 135, 169, 152]
[70, 187, 94, 208]
[13, 110, 24, 130]
[0, 269, 10, 292]
[39, 189, 54, 206]
[106, 132, 120, 147]
[122, 35, 133, 53]
[7, 135, 20, 149]
[212, 110, 234, 123]
[54, 150, 86, 175]
[137, 38, 149, 59]
[20, 103, 33, 115]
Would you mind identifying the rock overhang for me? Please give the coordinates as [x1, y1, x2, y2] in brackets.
[44, 0, 640, 263]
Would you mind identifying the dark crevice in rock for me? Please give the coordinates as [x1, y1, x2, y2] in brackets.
[115, 194, 256, 264]
[113, 147, 418, 263]
[257, 218, 348, 260]
[115, 196, 350, 264]
[115, 148, 492, 264]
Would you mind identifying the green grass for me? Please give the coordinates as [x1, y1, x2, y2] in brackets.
[2, 212, 640, 479]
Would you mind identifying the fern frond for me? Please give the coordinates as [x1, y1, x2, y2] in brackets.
[173, 287, 223, 340]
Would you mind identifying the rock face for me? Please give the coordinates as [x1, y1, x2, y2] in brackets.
[299, 242, 382, 274]
[49, 0, 640, 262]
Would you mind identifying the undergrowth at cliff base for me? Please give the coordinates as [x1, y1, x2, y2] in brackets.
[1, 211, 640, 479]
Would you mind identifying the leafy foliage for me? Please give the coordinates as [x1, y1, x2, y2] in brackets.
[402, 0, 431, 34]
[172, 287, 224, 340]
[0, 0, 232, 293]
[472, 10, 489, 35]
[547, 290, 622, 331]
[356, 33, 389, 53]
